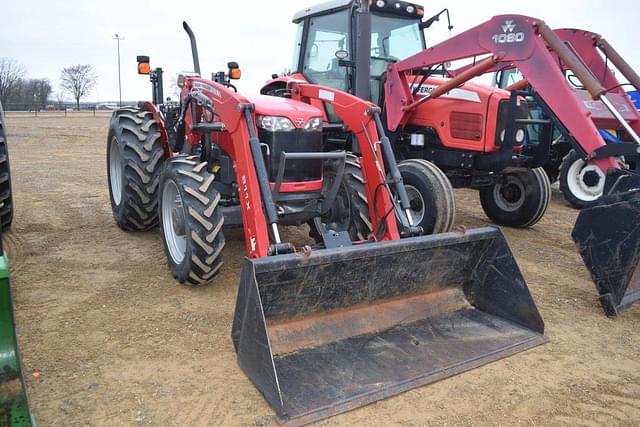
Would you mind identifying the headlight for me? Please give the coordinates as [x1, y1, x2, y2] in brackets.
[304, 117, 323, 132]
[499, 128, 526, 144]
[256, 115, 295, 132]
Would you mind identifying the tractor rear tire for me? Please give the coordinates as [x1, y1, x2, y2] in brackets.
[397, 159, 456, 235]
[311, 154, 373, 242]
[0, 112, 13, 230]
[107, 108, 165, 231]
[159, 155, 225, 286]
[479, 167, 550, 228]
[559, 149, 605, 209]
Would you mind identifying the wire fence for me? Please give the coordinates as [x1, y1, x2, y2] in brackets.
[1, 102, 137, 118]
[4, 109, 114, 118]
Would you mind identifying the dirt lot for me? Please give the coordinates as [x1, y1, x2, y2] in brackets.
[4, 114, 640, 426]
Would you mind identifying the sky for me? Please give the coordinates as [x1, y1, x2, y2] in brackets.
[0, 0, 638, 103]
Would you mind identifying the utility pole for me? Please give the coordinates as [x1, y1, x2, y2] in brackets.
[112, 34, 125, 107]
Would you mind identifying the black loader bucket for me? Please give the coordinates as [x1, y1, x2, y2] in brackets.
[232, 226, 544, 425]
[572, 171, 640, 316]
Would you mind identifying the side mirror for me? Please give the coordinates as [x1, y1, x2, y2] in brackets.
[335, 50, 349, 60]
[137, 55, 151, 75]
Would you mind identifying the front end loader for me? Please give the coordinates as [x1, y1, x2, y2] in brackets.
[106, 22, 544, 424]
[379, 14, 640, 316]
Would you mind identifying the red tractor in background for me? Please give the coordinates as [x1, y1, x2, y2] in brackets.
[264, 1, 640, 316]
[105, 21, 545, 425]
[264, 0, 551, 231]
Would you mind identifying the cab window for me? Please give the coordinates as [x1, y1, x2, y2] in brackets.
[370, 14, 424, 103]
[292, 23, 304, 72]
[303, 11, 350, 92]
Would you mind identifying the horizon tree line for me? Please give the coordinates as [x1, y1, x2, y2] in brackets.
[0, 57, 97, 111]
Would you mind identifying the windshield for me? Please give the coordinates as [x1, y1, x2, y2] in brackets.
[370, 14, 424, 68]
[369, 14, 424, 102]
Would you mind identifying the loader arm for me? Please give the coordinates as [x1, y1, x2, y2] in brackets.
[457, 28, 640, 134]
[181, 77, 272, 258]
[552, 29, 640, 133]
[384, 15, 621, 173]
[288, 82, 401, 241]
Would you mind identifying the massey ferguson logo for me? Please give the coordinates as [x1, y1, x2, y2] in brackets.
[492, 19, 525, 44]
[502, 20, 516, 33]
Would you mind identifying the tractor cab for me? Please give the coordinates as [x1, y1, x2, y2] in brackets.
[291, 0, 426, 105]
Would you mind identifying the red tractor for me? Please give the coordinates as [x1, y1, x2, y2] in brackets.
[264, 0, 551, 231]
[106, 21, 544, 425]
[265, 1, 640, 316]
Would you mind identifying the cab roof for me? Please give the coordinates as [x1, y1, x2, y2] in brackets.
[292, 0, 352, 24]
[293, 0, 425, 24]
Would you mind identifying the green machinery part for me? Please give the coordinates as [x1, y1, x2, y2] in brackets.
[0, 250, 34, 426]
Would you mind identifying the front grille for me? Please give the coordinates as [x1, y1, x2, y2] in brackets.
[450, 112, 483, 141]
[258, 129, 323, 182]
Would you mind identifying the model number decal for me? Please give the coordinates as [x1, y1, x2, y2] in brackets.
[193, 81, 221, 98]
[492, 20, 525, 44]
[492, 33, 525, 44]
[318, 89, 335, 102]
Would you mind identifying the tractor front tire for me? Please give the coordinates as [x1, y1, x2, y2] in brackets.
[107, 108, 165, 231]
[312, 154, 373, 242]
[0, 113, 13, 230]
[159, 155, 225, 286]
[479, 167, 550, 228]
[397, 159, 456, 235]
[559, 149, 605, 209]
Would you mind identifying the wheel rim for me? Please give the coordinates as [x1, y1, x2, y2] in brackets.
[493, 177, 525, 212]
[566, 157, 605, 201]
[109, 137, 123, 206]
[162, 179, 187, 264]
[321, 182, 352, 233]
[404, 185, 425, 226]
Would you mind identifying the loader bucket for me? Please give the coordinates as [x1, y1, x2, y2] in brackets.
[232, 227, 544, 425]
[0, 252, 33, 426]
[572, 172, 640, 316]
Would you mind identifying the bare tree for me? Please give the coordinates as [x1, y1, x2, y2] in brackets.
[60, 64, 97, 110]
[35, 79, 52, 110]
[23, 79, 52, 111]
[0, 58, 26, 106]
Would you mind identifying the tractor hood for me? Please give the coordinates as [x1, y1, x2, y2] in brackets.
[245, 94, 324, 128]
[411, 76, 510, 104]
